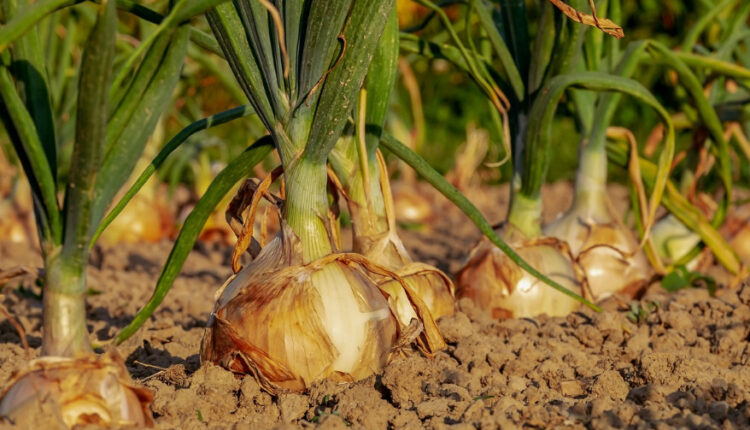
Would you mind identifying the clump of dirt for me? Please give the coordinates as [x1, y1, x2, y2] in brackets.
[1, 183, 748, 429]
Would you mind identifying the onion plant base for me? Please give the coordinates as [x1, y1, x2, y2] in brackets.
[455, 226, 585, 319]
[336, 151, 456, 322]
[0, 351, 153, 428]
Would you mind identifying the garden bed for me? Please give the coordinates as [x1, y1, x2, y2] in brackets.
[1, 183, 748, 429]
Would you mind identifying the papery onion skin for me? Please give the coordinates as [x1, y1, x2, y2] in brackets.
[545, 208, 651, 301]
[0, 352, 153, 429]
[357, 232, 455, 322]
[455, 228, 584, 319]
[201, 233, 399, 393]
[379, 263, 455, 324]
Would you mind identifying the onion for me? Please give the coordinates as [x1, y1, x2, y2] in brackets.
[361, 229, 455, 323]
[379, 263, 455, 324]
[455, 225, 584, 319]
[201, 223, 444, 393]
[0, 172, 35, 246]
[0, 352, 153, 428]
[544, 145, 651, 301]
[349, 154, 455, 322]
[544, 203, 651, 300]
[99, 191, 173, 246]
[391, 182, 434, 224]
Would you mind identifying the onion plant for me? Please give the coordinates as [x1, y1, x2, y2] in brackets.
[550, 0, 749, 298]
[0, 0, 223, 425]
[403, 0, 679, 316]
[328, 10, 455, 324]
[544, 0, 653, 300]
[192, 0, 445, 394]
[644, 0, 750, 273]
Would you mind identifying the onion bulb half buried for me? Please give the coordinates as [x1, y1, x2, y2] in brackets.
[455, 225, 585, 319]
[201, 223, 445, 394]
[0, 352, 153, 429]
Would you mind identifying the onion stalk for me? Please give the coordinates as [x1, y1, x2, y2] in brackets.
[200, 0, 445, 393]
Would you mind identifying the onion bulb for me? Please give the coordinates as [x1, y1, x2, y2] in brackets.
[359, 229, 455, 323]
[99, 191, 173, 246]
[201, 223, 444, 393]
[0, 352, 153, 428]
[544, 203, 651, 300]
[391, 182, 434, 224]
[455, 225, 585, 319]
[0, 171, 35, 246]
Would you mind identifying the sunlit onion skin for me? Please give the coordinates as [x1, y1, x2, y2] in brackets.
[543, 149, 652, 302]
[378, 261, 455, 324]
[455, 226, 584, 319]
[201, 224, 444, 393]
[0, 352, 153, 428]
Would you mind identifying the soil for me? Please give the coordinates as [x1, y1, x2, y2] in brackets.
[1, 182, 749, 429]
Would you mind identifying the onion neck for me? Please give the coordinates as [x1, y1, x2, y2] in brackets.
[508, 183, 543, 238]
[42, 248, 92, 357]
[348, 159, 389, 249]
[284, 157, 334, 263]
[572, 142, 610, 221]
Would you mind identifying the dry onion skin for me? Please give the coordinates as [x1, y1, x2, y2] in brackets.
[544, 203, 651, 301]
[0, 352, 153, 428]
[455, 226, 585, 319]
[355, 229, 455, 322]
[201, 224, 445, 394]
[379, 263, 455, 325]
